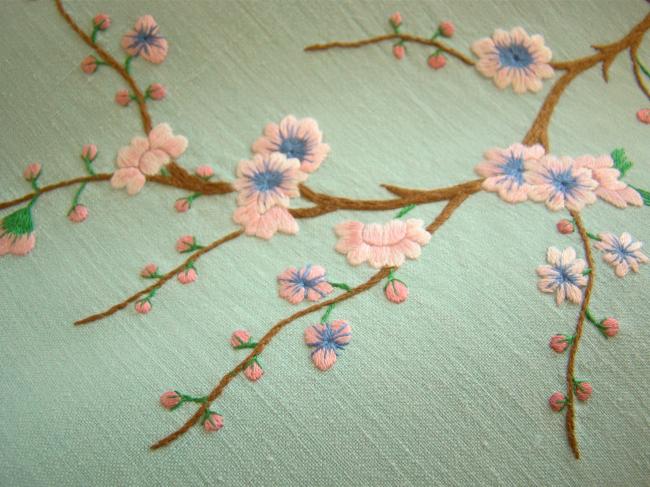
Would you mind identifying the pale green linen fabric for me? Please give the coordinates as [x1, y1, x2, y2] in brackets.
[0, 0, 649, 485]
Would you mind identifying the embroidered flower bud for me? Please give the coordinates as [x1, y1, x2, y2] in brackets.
[68, 204, 89, 223]
[556, 219, 574, 234]
[601, 317, 619, 337]
[385, 280, 409, 303]
[244, 359, 263, 382]
[203, 413, 224, 432]
[160, 391, 182, 409]
[637, 109, 650, 124]
[548, 392, 566, 412]
[148, 83, 166, 101]
[230, 329, 251, 348]
[389, 12, 402, 28]
[174, 198, 191, 213]
[575, 381, 593, 402]
[81, 55, 98, 74]
[428, 54, 447, 70]
[393, 44, 405, 60]
[0, 207, 36, 256]
[439, 21, 455, 38]
[93, 13, 111, 30]
[175, 235, 200, 253]
[23, 163, 41, 181]
[140, 263, 160, 278]
[177, 267, 197, 284]
[195, 165, 214, 179]
[81, 144, 98, 161]
[134, 299, 152, 314]
[115, 89, 131, 107]
[549, 334, 571, 353]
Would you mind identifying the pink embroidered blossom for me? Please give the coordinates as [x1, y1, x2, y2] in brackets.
[160, 391, 181, 410]
[536, 247, 587, 305]
[389, 12, 402, 28]
[81, 55, 98, 74]
[335, 219, 431, 268]
[174, 198, 190, 213]
[111, 123, 188, 195]
[177, 267, 197, 284]
[230, 330, 251, 348]
[203, 413, 224, 432]
[68, 204, 88, 223]
[244, 360, 263, 382]
[393, 44, 405, 60]
[148, 83, 166, 101]
[115, 90, 131, 106]
[233, 203, 299, 240]
[277, 265, 333, 304]
[575, 154, 643, 208]
[575, 381, 593, 402]
[471, 27, 554, 93]
[176, 235, 199, 253]
[233, 153, 306, 213]
[134, 299, 152, 314]
[0, 207, 36, 257]
[305, 320, 352, 371]
[637, 109, 650, 124]
[439, 21, 455, 38]
[594, 232, 648, 277]
[549, 392, 566, 412]
[251, 115, 330, 174]
[385, 279, 408, 303]
[195, 165, 214, 179]
[556, 219, 574, 235]
[140, 263, 160, 278]
[81, 144, 98, 161]
[93, 13, 111, 30]
[23, 162, 41, 181]
[427, 54, 446, 70]
[121, 15, 168, 64]
[525, 155, 598, 211]
[549, 334, 571, 353]
[601, 317, 619, 337]
[475, 144, 544, 203]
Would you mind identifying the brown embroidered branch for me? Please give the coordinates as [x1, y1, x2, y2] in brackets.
[563, 210, 596, 460]
[54, 0, 153, 134]
[305, 33, 475, 66]
[150, 192, 473, 449]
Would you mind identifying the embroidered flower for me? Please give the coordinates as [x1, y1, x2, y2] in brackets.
[233, 153, 306, 213]
[252, 115, 330, 174]
[277, 265, 334, 304]
[536, 247, 587, 305]
[111, 123, 187, 195]
[575, 154, 643, 208]
[304, 320, 351, 371]
[525, 155, 598, 211]
[121, 15, 168, 64]
[232, 203, 298, 240]
[594, 232, 648, 277]
[474, 143, 544, 202]
[0, 207, 36, 256]
[471, 27, 554, 93]
[637, 109, 650, 124]
[335, 219, 431, 268]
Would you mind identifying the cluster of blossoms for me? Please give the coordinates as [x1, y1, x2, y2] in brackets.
[389, 12, 455, 70]
[159, 390, 223, 433]
[549, 379, 594, 412]
[232, 115, 330, 239]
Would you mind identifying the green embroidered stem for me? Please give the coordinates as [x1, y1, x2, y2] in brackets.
[234, 341, 258, 350]
[82, 156, 96, 176]
[629, 185, 650, 206]
[180, 244, 204, 254]
[395, 204, 416, 218]
[124, 55, 133, 73]
[584, 307, 599, 327]
[637, 56, 650, 80]
[329, 282, 352, 291]
[321, 303, 335, 323]
[67, 182, 87, 213]
[26, 178, 41, 210]
[586, 231, 601, 241]
[582, 268, 592, 275]
[159, 167, 171, 177]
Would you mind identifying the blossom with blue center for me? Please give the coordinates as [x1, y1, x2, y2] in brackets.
[471, 27, 554, 93]
[277, 265, 334, 304]
[304, 320, 352, 371]
[595, 232, 648, 277]
[121, 15, 168, 64]
[537, 247, 588, 305]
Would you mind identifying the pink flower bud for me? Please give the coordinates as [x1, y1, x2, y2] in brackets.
[389, 12, 402, 28]
[160, 391, 181, 409]
[177, 268, 197, 284]
[548, 392, 566, 412]
[204, 413, 224, 432]
[68, 204, 89, 223]
[175, 235, 196, 253]
[148, 83, 166, 101]
[175, 198, 191, 213]
[393, 44, 405, 60]
[93, 13, 111, 30]
[135, 300, 152, 314]
[637, 109, 650, 124]
[549, 334, 570, 353]
[23, 162, 41, 181]
[230, 330, 251, 348]
[556, 219, 574, 234]
[575, 382, 593, 402]
[439, 21, 455, 38]
[428, 54, 447, 70]
[385, 280, 409, 304]
[115, 89, 131, 107]
[244, 360, 263, 381]
[81, 144, 98, 161]
[140, 263, 159, 278]
[80, 55, 98, 74]
[601, 317, 619, 337]
[195, 165, 214, 178]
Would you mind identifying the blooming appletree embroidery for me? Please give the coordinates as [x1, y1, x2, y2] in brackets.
[1, 2, 649, 459]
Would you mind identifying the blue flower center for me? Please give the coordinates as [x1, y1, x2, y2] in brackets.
[501, 153, 525, 184]
[252, 169, 284, 192]
[550, 169, 578, 195]
[555, 266, 577, 285]
[279, 137, 307, 161]
[497, 42, 533, 69]
[613, 242, 633, 261]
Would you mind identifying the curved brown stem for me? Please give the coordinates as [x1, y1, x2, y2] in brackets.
[54, 0, 152, 134]
[564, 210, 596, 460]
[75, 229, 244, 325]
[151, 191, 473, 450]
[305, 33, 475, 66]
